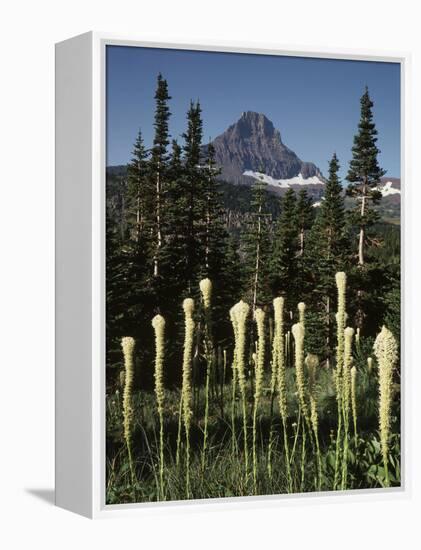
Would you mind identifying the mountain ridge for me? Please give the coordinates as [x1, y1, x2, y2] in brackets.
[209, 111, 323, 186]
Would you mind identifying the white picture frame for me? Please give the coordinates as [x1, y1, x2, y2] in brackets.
[55, 31, 410, 518]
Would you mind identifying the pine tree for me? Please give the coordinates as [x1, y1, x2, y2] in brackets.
[202, 142, 228, 278]
[123, 130, 156, 357]
[163, 139, 187, 293]
[106, 208, 129, 340]
[126, 129, 149, 242]
[346, 88, 386, 331]
[223, 234, 245, 306]
[346, 87, 385, 266]
[243, 174, 272, 311]
[182, 101, 206, 293]
[269, 188, 298, 307]
[305, 154, 349, 359]
[150, 73, 171, 278]
[319, 153, 346, 260]
[201, 142, 236, 344]
[168, 139, 182, 181]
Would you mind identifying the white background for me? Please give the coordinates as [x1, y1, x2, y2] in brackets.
[0, 0, 420, 547]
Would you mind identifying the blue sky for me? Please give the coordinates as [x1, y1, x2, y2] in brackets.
[106, 46, 401, 179]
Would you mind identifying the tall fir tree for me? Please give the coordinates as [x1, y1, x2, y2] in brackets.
[182, 101, 206, 293]
[106, 208, 130, 341]
[243, 174, 272, 311]
[305, 153, 349, 360]
[202, 142, 228, 279]
[346, 87, 385, 330]
[318, 153, 346, 260]
[163, 139, 185, 288]
[150, 73, 171, 278]
[269, 188, 298, 309]
[123, 130, 156, 357]
[126, 129, 150, 243]
[346, 87, 385, 266]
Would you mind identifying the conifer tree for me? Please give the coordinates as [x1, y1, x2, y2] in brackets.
[319, 153, 346, 260]
[164, 139, 184, 269]
[202, 142, 228, 278]
[223, 234, 245, 305]
[346, 87, 385, 266]
[182, 101, 206, 293]
[126, 129, 149, 243]
[270, 188, 298, 306]
[346, 88, 385, 331]
[305, 154, 348, 359]
[201, 142, 236, 343]
[123, 129, 156, 346]
[106, 208, 129, 340]
[243, 174, 272, 311]
[150, 73, 171, 278]
[168, 139, 182, 181]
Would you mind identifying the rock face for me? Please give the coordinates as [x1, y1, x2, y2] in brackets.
[210, 111, 322, 186]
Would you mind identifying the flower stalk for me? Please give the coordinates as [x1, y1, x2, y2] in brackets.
[152, 315, 166, 500]
[121, 336, 136, 499]
[306, 353, 322, 491]
[231, 300, 250, 477]
[351, 366, 358, 443]
[181, 298, 195, 497]
[252, 308, 265, 493]
[374, 326, 398, 487]
[334, 272, 347, 490]
[199, 278, 213, 472]
[341, 326, 354, 490]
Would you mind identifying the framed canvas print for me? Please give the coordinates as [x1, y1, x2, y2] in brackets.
[55, 32, 409, 518]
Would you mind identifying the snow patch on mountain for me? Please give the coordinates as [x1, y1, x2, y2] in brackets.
[378, 181, 401, 197]
[243, 170, 325, 189]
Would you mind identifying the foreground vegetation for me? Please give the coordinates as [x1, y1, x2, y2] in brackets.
[106, 274, 400, 504]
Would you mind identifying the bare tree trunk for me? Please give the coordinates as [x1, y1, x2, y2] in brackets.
[135, 192, 141, 242]
[154, 164, 161, 277]
[355, 179, 368, 330]
[299, 227, 304, 256]
[326, 296, 330, 368]
[205, 178, 211, 272]
[120, 181, 127, 241]
[358, 180, 367, 266]
[326, 227, 332, 365]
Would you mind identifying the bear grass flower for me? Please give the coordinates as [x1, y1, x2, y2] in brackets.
[341, 326, 354, 489]
[152, 314, 166, 499]
[121, 336, 136, 497]
[298, 302, 306, 324]
[333, 271, 347, 490]
[181, 298, 195, 497]
[199, 278, 212, 310]
[292, 322, 310, 426]
[374, 326, 398, 487]
[230, 300, 250, 474]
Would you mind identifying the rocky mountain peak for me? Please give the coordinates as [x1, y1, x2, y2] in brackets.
[210, 112, 321, 186]
[234, 111, 280, 140]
